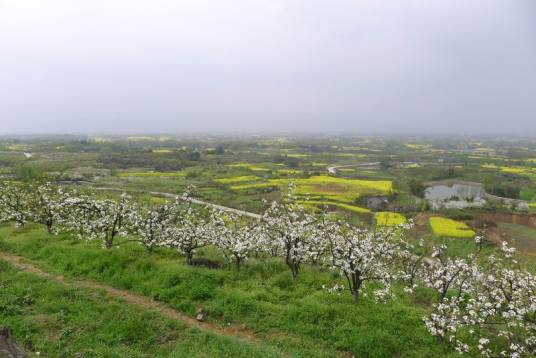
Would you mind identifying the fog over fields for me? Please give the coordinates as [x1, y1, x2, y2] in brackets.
[1, 0, 536, 134]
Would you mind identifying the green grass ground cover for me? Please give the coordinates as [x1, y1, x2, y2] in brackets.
[0, 260, 288, 357]
[0, 223, 455, 358]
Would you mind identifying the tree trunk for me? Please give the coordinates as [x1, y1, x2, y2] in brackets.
[104, 234, 114, 249]
[46, 220, 53, 234]
[351, 273, 362, 301]
[186, 251, 193, 265]
[290, 263, 299, 282]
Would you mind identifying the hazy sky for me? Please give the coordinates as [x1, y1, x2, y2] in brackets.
[1, 0, 535, 134]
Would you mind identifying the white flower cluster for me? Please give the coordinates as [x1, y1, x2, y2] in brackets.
[260, 188, 318, 281]
[0, 181, 32, 228]
[212, 211, 261, 270]
[423, 241, 536, 357]
[60, 192, 138, 248]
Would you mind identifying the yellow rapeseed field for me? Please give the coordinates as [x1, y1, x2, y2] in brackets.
[375, 212, 406, 227]
[500, 166, 536, 175]
[429, 217, 475, 238]
[231, 175, 391, 201]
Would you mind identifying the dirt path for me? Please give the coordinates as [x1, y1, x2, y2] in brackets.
[0, 251, 259, 343]
[413, 213, 434, 226]
[412, 213, 436, 237]
[485, 227, 506, 247]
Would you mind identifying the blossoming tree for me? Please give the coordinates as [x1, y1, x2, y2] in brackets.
[0, 180, 32, 228]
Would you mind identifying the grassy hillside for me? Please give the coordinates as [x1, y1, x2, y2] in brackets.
[0, 260, 288, 357]
[0, 223, 457, 357]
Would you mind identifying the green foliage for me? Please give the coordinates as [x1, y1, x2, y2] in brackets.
[440, 209, 473, 221]
[14, 164, 46, 182]
[519, 187, 535, 201]
[408, 178, 425, 198]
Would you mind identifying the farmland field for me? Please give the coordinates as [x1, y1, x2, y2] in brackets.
[496, 222, 536, 256]
[2, 134, 536, 357]
[375, 212, 406, 227]
[429, 217, 475, 238]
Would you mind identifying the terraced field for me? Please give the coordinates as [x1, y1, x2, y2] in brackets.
[220, 174, 392, 215]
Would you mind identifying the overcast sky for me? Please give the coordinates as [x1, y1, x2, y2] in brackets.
[1, 0, 535, 135]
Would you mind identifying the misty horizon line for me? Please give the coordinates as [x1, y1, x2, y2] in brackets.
[2, 131, 536, 139]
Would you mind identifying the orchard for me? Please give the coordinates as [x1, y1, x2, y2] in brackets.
[1, 180, 534, 357]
